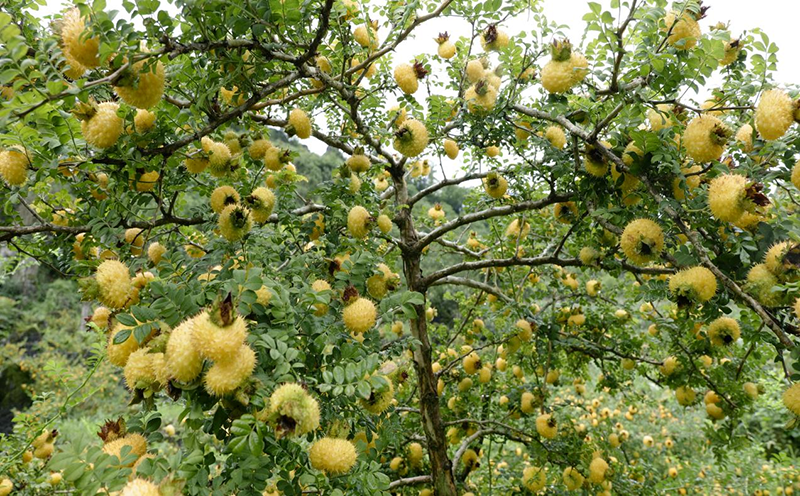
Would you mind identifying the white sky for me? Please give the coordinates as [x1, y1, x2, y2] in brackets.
[35, 0, 799, 168]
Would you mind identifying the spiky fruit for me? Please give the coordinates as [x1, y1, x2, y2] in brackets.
[648, 104, 677, 131]
[586, 279, 601, 296]
[394, 62, 427, 94]
[96, 260, 133, 309]
[580, 141, 609, 177]
[443, 139, 459, 159]
[103, 433, 147, 466]
[360, 376, 394, 414]
[781, 387, 800, 425]
[107, 323, 146, 367]
[406, 442, 424, 468]
[482, 172, 508, 199]
[620, 219, 664, 265]
[464, 79, 498, 112]
[263, 146, 291, 172]
[249, 139, 272, 159]
[427, 204, 445, 222]
[463, 352, 481, 374]
[707, 174, 761, 222]
[311, 279, 332, 316]
[200, 137, 233, 176]
[184, 156, 209, 174]
[90, 306, 111, 329]
[348, 173, 362, 194]
[505, 218, 530, 239]
[436, 32, 456, 59]
[374, 175, 389, 192]
[764, 241, 794, 278]
[672, 164, 703, 200]
[662, 11, 701, 49]
[376, 214, 392, 234]
[60, 8, 99, 68]
[204, 344, 256, 396]
[114, 60, 165, 109]
[191, 308, 248, 363]
[579, 246, 599, 266]
[683, 115, 729, 163]
[541, 40, 588, 94]
[123, 228, 144, 256]
[481, 24, 509, 51]
[675, 385, 696, 406]
[309, 437, 358, 475]
[523, 466, 546, 492]
[589, 457, 609, 484]
[343, 296, 377, 334]
[346, 153, 371, 173]
[120, 478, 160, 496]
[746, 263, 782, 307]
[218, 204, 252, 242]
[795, 297, 800, 320]
[545, 125, 567, 149]
[734, 123, 754, 151]
[755, 89, 796, 140]
[123, 348, 158, 390]
[669, 266, 717, 305]
[520, 391, 536, 414]
[165, 317, 203, 382]
[353, 23, 378, 48]
[287, 108, 312, 139]
[554, 202, 578, 224]
[263, 383, 321, 437]
[465, 59, 486, 83]
[246, 187, 275, 223]
[347, 206, 372, 239]
[720, 38, 742, 65]
[219, 86, 246, 106]
[81, 102, 123, 148]
[0, 147, 30, 186]
[559, 467, 584, 491]
[707, 316, 740, 346]
[393, 119, 429, 157]
[792, 160, 800, 189]
[135, 170, 159, 192]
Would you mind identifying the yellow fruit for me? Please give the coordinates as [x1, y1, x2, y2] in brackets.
[521, 391, 536, 414]
[262, 383, 321, 437]
[483, 172, 508, 198]
[792, 160, 800, 189]
[287, 108, 312, 139]
[464, 80, 498, 112]
[620, 219, 664, 265]
[310, 279, 332, 316]
[135, 170, 159, 192]
[245, 186, 275, 224]
[783, 383, 800, 415]
[586, 280, 600, 296]
[377, 214, 392, 234]
[545, 125, 567, 149]
[540, 40, 589, 94]
[648, 104, 677, 131]
[743, 382, 760, 399]
[394, 63, 420, 94]
[103, 433, 147, 466]
[191, 309, 248, 363]
[361, 375, 394, 414]
[465, 59, 486, 83]
[184, 156, 209, 173]
[60, 8, 99, 68]
[463, 352, 481, 374]
[486, 145, 501, 157]
[536, 413, 557, 439]
[562, 466, 584, 491]
[662, 11, 701, 50]
[589, 457, 608, 483]
[204, 344, 256, 396]
[443, 139, 459, 159]
[0, 478, 11, 496]
[90, 306, 111, 330]
[147, 242, 166, 265]
[436, 33, 456, 59]
[114, 60, 166, 109]
[346, 153, 371, 173]
[659, 356, 678, 377]
[343, 297, 377, 334]
[81, 102, 123, 148]
[764, 241, 793, 277]
[672, 164, 703, 200]
[746, 263, 782, 307]
[217, 205, 253, 243]
[795, 297, 800, 320]
[120, 478, 160, 496]
[203, 138, 233, 177]
[347, 206, 372, 239]
[708, 173, 752, 222]
[353, 23, 378, 48]
[523, 466, 546, 491]
[428, 204, 446, 221]
[407, 442, 424, 467]
[133, 109, 156, 133]
[669, 266, 717, 305]
[683, 115, 729, 163]
[165, 317, 204, 382]
[554, 202, 578, 224]
[123, 348, 157, 390]
[675, 385, 696, 406]
[481, 24, 509, 51]
[755, 89, 796, 140]
[96, 260, 133, 309]
[248, 138, 272, 159]
[393, 119, 429, 157]
[735, 123, 754, 151]
[707, 317, 740, 346]
[308, 437, 357, 475]
[720, 38, 742, 66]
[0, 147, 30, 186]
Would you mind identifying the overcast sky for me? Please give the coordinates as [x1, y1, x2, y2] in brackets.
[37, 0, 798, 165]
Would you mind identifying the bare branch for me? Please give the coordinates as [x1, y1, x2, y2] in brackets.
[429, 276, 511, 303]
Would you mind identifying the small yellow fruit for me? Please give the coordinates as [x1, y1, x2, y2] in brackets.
[755, 88, 796, 140]
[81, 102, 123, 148]
[347, 206, 372, 239]
[263, 383, 321, 437]
[707, 317, 740, 346]
[620, 219, 664, 265]
[545, 125, 567, 149]
[393, 119, 429, 157]
[218, 204, 253, 242]
[204, 344, 256, 396]
[669, 266, 717, 305]
[166, 317, 204, 383]
[536, 413, 557, 439]
[683, 115, 729, 163]
[708, 173, 752, 222]
[443, 139, 459, 159]
[287, 108, 312, 139]
[308, 437, 357, 474]
[523, 466, 546, 491]
[343, 296, 377, 334]
[662, 11, 701, 50]
[114, 60, 166, 109]
[562, 466, 585, 491]
[120, 478, 160, 496]
[0, 147, 30, 186]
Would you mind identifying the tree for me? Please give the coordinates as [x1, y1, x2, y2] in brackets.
[0, 0, 799, 494]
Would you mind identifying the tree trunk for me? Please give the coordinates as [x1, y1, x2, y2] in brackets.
[389, 164, 458, 495]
